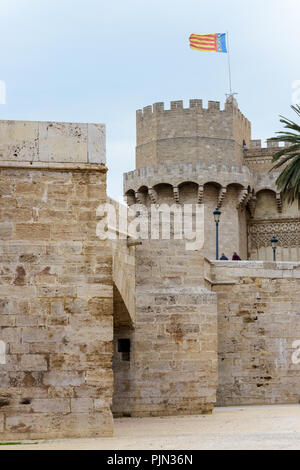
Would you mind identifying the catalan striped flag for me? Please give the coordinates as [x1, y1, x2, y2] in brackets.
[189, 33, 227, 53]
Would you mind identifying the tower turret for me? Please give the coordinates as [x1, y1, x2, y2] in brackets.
[136, 97, 251, 169]
[126, 98, 254, 259]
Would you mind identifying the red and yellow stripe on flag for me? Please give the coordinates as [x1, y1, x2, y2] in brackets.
[189, 33, 217, 51]
[189, 33, 228, 53]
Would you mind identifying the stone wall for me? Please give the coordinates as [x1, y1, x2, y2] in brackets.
[107, 199, 136, 417]
[244, 140, 290, 174]
[0, 120, 114, 440]
[113, 200, 218, 416]
[108, 198, 136, 323]
[112, 303, 133, 417]
[207, 260, 300, 406]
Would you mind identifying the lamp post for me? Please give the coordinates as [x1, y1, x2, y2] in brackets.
[213, 208, 221, 260]
[271, 236, 278, 262]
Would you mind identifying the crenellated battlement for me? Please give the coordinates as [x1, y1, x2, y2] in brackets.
[132, 97, 286, 197]
[136, 99, 251, 128]
[249, 139, 291, 150]
[245, 140, 292, 173]
[124, 160, 255, 194]
[136, 98, 252, 169]
[125, 161, 252, 181]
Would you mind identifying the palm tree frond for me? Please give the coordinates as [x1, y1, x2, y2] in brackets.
[269, 105, 300, 202]
[271, 152, 300, 170]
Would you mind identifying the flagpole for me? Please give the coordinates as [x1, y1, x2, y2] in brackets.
[226, 31, 233, 95]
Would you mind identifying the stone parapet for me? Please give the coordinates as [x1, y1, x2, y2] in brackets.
[209, 259, 300, 278]
[244, 140, 291, 174]
[137, 99, 250, 126]
[124, 161, 254, 194]
[0, 120, 106, 165]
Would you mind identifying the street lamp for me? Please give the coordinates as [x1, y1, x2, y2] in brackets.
[213, 208, 221, 260]
[271, 236, 278, 262]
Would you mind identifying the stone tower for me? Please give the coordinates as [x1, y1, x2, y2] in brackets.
[113, 97, 259, 418]
[125, 97, 253, 260]
[113, 97, 252, 418]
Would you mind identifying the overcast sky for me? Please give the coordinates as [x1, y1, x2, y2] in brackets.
[1, 0, 300, 199]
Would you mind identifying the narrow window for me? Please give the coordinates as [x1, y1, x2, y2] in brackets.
[118, 338, 130, 361]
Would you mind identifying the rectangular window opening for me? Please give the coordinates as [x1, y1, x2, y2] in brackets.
[118, 338, 130, 361]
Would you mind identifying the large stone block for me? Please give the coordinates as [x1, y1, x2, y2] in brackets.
[39, 122, 88, 163]
[0, 121, 39, 161]
[4, 410, 113, 439]
[0, 119, 106, 165]
[16, 224, 50, 240]
[43, 371, 85, 387]
[20, 355, 48, 371]
[88, 124, 106, 164]
[31, 398, 70, 413]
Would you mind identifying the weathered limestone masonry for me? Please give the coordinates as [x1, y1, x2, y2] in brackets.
[119, 97, 300, 414]
[107, 198, 136, 415]
[131, 240, 217, 417]
[1, 97, 300, 432]
[113, 233, 218, 417]
[110, 197, 218, 416]
[206, 260, 300, 406]
[0, 120, 114, 439]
